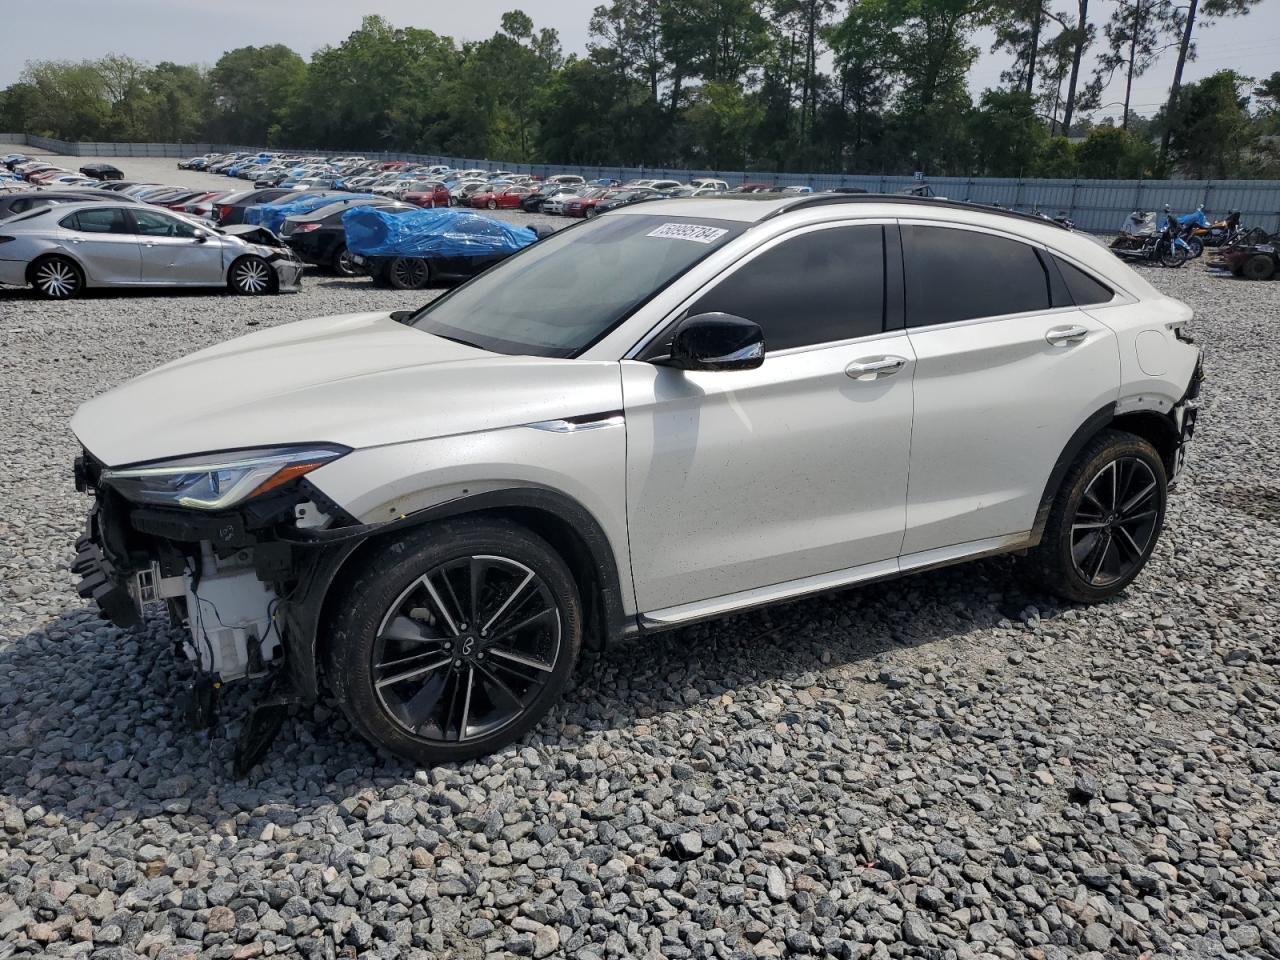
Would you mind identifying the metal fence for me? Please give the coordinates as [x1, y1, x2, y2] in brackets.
[8, 133, 1280, 233]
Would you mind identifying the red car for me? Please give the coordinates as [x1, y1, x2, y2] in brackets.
[26, 167, 67, 184]
[564, 189, 620, 218]
[402, 183, 452, 208]
[470, 186, 532, 210]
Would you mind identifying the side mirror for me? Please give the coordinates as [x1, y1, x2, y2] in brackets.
[193, 232, 209, 243]
[655, 312, 764, 372]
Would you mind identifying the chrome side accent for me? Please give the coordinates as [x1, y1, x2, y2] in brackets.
[527, 413, 624, 433]
[640, 533, 1031, 628]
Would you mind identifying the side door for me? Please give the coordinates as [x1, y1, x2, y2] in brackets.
[622, 222, 916, 617]
[56, 207, 140, 284]
[131, 208, 225, 285]
[898, 222, 1120, 556]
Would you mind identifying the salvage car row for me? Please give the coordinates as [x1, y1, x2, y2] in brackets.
[0, 154, 555, 298]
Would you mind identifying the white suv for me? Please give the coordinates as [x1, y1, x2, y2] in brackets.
[69, 195, 1202, 767]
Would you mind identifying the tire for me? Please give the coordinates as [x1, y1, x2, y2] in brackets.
[324, 517, 583, 765]
[486, 199, 498, 210]
[1243, 254, 1276, 281]
[387, 256, 431, 290]
[332, 245, 359, 277]
[228, 256, 274, 295]
[1019, 429, 1167, 604]
[1159, 243, 1187, 269]
[585, 206, 597, 218]
[1185, 236, 1204, 259]
[30, 256, 85, 299]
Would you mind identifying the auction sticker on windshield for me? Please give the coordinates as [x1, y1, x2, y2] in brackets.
[646, 223, 729, 244]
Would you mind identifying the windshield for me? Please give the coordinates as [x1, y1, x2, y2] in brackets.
[409, 214, 746, 358]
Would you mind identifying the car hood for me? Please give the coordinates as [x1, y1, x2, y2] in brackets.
[71, 311, 622, 466]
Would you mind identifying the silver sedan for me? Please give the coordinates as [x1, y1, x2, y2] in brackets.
[0, 201, 302, 299]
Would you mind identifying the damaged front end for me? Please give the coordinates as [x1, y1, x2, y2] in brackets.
[71, 445, 351, 771]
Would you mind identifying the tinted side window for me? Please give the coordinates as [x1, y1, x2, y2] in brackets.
[903, 225, 1050, 327]
[60, 208, 132, 234]
[1053, 255, 1114, 306]
[687, 225, 885, 351]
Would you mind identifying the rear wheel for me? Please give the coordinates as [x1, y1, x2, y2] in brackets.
[229, 256, 273, 295]
[1243, 254, 1276, 281]
[1020, 430, 1167, 603]
[30, 256, 84, 299]
[1185, 236, 1204, 259]
[332, 245, 359, 277]
[486, 199, 498, 210]
[325, 518, 582, 765]
[387, 256, 431, 290]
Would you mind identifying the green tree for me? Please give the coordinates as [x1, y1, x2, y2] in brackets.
[1159, 69, 1254, 177]
[969, 88, 1047, 175]
[684, 80, 763, 167]
[1095, 0, 1174, 130]
[208, 44, 307, 144]
[1075, 124, 1157, 177]
[291, 17, 458, 151]
[0, 83, 40, 134]
[1159, 0, 1263, 159]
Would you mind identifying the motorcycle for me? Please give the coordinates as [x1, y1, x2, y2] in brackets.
[1192, 210, 1242, 249]
[1164, 205, 1209, 259]
[1031, 205, 1075, 230]
[1110, 210, 1189, 268]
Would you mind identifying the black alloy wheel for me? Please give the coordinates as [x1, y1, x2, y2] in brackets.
[1019, 429, 1167, 603]
[387, 256, 430, 290]
[326, 518, 582, 764]
[371, 555, 562, 742]
[1069, 457, 1161, 588]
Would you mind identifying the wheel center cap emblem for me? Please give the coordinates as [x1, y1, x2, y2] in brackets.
[461, 637, 475, 657]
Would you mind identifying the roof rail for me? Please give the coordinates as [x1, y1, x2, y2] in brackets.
[758, 192, 1071, 230]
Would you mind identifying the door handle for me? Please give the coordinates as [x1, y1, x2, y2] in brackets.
[1045, 324, 1089, 345]
[845, 355, 907, 380]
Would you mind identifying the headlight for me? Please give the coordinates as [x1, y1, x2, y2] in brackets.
[100, 445, 348, 511]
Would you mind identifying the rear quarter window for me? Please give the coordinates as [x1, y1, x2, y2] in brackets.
[1053, 255, 1115, 306]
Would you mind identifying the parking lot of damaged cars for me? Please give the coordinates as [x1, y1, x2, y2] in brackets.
[0, 161, 1278, 960]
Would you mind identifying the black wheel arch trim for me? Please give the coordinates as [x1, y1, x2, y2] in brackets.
[1030, 403, 1117, 546]
[1031, 399, 1188, 546]
[284, 486, 636, 701]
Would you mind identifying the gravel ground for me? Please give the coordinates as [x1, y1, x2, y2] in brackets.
[0, 175, 1278, 960]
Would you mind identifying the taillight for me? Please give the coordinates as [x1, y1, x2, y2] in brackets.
[295, 222, 321, 233]
[218, 205, 233, 219]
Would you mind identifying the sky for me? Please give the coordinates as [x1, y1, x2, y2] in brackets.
[3, 0, 1278, 122]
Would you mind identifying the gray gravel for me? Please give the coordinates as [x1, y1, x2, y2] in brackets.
[1, 204, 1278, 960]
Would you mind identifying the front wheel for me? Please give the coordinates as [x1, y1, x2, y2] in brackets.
[1185, 236, 1204, 259]
[325, 518, 583, 765]
[1019, 429, 1167, 603]
[229, 256, 274, 295]
[486, 199, 498, 210]
[1159, 243, 1187, 269]
[31, 256, 84, 299]
[1243, 254, 1276, 281]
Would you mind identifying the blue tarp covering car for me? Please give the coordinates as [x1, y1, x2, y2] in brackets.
[342, 207, 541, 289]
[342, 206, 538, 259]
[244, 193, 377, 235]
